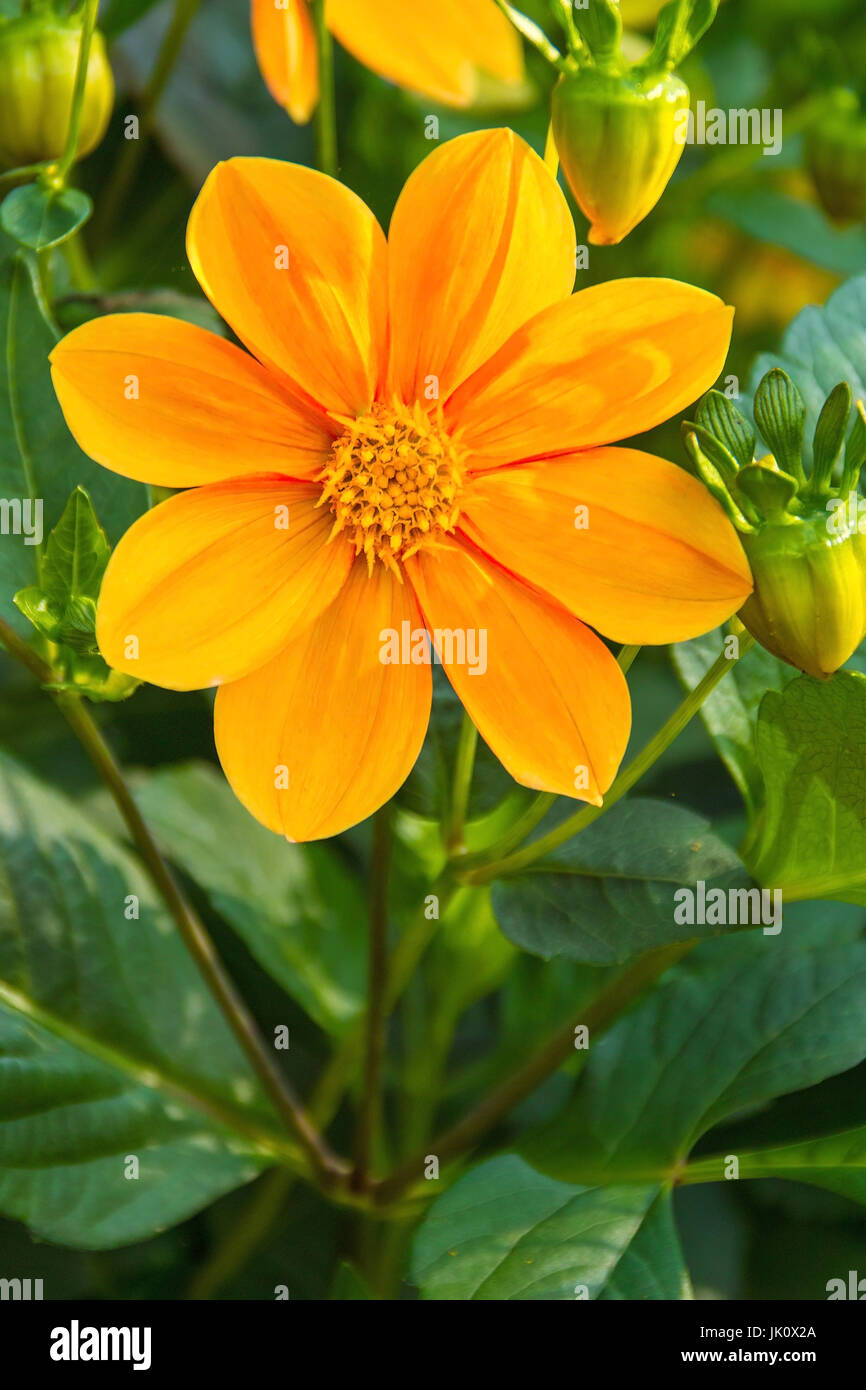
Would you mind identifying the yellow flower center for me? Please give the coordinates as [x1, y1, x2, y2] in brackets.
[318, 399, 464, 573]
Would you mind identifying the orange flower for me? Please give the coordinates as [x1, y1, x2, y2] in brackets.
[50, 130, 751, 842]
[250, 0, 525, 123]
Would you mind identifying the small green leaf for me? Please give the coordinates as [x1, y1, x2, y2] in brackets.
[0, 185, 92, 252]
[12, 488, 136, 701]
[753, 368, 808, 482]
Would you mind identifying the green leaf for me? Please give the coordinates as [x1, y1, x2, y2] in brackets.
[0, 185, 92, 252]
[710, 190, 866, 279]
[12, 487, 139, 702]
[672, 630, 793, 816]
[749, 272, 866, 472]
[0, 751, 286, 1249]
[134, 762, 368, 1036]
[522, 925, 866, 1184]
[491, 799, 744, 966]
[410, 1155, 689, 1300]
[685, 1125, 866, 1205]
[0, 242, 147, 628]
[744, 672, 866, 903]
[14, 486, 108, 655]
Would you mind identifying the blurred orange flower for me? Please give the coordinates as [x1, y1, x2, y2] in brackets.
[250, 0, 525, 123]
[50, 130, 751, 841]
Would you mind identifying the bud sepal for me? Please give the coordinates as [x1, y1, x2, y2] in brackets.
[683, 371, 866, 680]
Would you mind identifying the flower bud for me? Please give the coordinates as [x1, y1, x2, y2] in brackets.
[739, 512, 866, 680]
[683, 371, 866, 680]
[0, 15, 114, 170]
[551, 67, 689, 245]
[805, 91, 866, 225]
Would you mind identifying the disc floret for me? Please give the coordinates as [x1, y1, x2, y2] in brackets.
[318, 398, 464, 572]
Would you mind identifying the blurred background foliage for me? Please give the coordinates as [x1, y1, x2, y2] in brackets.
[2, 0, 866, 1299]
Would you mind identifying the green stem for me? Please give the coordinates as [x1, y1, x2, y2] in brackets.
[311, 0, 338, 177]
[0, 616, 347, 1190]
[187, 1168, 295, 1299]
[308, 873, 456, 1136]
[463, 635, 752, 884]
[53, 0, 99, 184]
[90, 0, 202, 249]
[352, 804, 393, 1186]
[373, 939, 694, 1205]
[459, 643, 642, 874]
[444, 712, 478, 852]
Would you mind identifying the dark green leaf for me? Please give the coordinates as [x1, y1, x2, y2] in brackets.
[523, 925, 866, 1183]
[0, 241, 147, 629]
[135, 762, 368, 1035]
[491, 799, 745, 966]
[0, 752, 284, 1248]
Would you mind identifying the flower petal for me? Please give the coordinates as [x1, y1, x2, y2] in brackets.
[447, 278, 734, 466]
[252, 0, 319, 124]
[97, 479, 352, 691]
[387, 129, 575, 404]
[327, 0, 524, 107]
[459, 448, 753, 644]
[214, 560, 431, 840]
[50, 313, 332, 488]
[406, 540, 630, 804]
[187, 157, 388, 415]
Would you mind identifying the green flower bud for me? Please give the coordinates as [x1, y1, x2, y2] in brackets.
[805, 91, 866, 225]
[739, 512, 866, 680]
[684, 372, 866, 680]
[0, 14, 114, 170]
[551, 67, 689, 245]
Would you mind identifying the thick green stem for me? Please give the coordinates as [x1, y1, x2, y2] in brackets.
[53, 0, 99, 184]
[444, 712, 478, 852]
[463, 636, 753, 884]
[352, 804, 393, 1186]
[0, 617, 347, 1190]
[311, 0, 338, 176]
[372, 939, 695, 1205]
